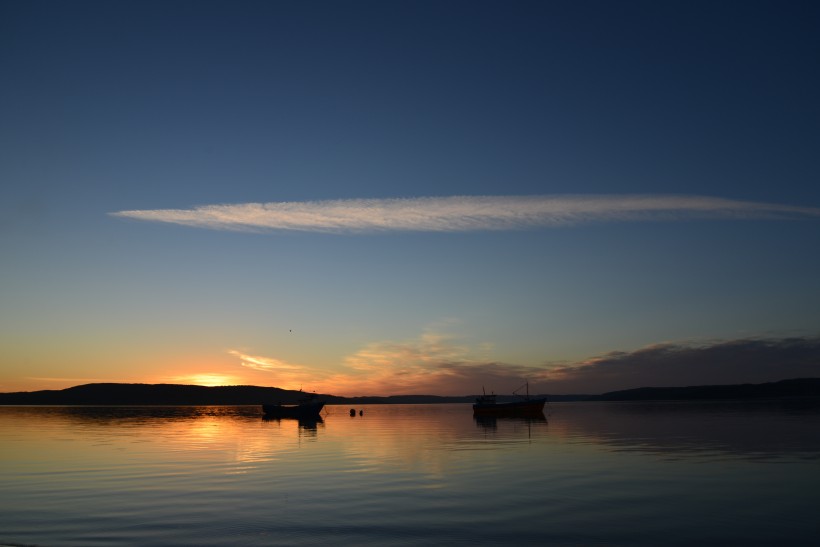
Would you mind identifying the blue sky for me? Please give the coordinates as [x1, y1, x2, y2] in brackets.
[2, 0, 819, 395]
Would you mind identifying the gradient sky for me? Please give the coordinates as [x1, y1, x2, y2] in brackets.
[2, 0, 819, 396]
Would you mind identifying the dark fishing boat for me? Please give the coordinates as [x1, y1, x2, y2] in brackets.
[472, 382, 546, 417]
[262, 391, 325, 418]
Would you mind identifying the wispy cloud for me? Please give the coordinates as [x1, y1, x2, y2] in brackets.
[110, 195, 820, 234]
[338, 330, 479, 394]
[229, 350, 319, 391]
[229, 350, 302, 372]
[226, 326, 545, 396]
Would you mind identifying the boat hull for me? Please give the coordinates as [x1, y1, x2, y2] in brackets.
[262, 402, 325, 418]
[472, 398, 546, 417]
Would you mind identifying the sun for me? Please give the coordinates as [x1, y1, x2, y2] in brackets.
[186, 373, 237, 387]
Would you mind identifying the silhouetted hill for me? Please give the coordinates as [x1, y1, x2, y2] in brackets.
[0, 384, 499, 405]
[0, 383, 481, 405]
[0, 383, 314, 405]
[596, 378, 820, 401]
[1, 378, 817, 405]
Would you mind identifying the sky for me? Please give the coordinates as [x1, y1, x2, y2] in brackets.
[2, 0, 820, 396]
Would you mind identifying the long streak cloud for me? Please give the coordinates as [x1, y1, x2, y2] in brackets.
[110, 195, 820, 233]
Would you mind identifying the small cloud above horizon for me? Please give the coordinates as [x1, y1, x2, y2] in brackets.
[230, 350, 302, 372]
[110, 194, 820, 234]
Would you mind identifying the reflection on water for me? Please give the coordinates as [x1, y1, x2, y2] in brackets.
[2, 401, 819, 546]
[263, 414, 325, 436]
[550, 399, 820, 460]
[473, 414, 547, 435]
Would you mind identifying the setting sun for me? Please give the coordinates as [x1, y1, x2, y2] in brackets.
[182, 374, 239, 387]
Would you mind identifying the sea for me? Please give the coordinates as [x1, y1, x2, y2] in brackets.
[1, 401, 819, 546]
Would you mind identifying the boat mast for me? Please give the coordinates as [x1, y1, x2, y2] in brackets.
[513, 381, 530, 400]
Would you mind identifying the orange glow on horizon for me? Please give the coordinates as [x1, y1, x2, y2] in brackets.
[183, 373, 240, 387]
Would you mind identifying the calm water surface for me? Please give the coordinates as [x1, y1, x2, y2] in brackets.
[1, 401, 819, 546]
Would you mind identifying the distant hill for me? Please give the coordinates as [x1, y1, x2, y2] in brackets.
[0, 378, 817, 405]
[595, 378, 820, 401]
[0, 383, 568, 405]
[0, 383, 308, 406]
[0, 383, 480, 406]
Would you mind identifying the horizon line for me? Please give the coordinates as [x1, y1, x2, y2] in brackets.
[3, 376, 817, 398]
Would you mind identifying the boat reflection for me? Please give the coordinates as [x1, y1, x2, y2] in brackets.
[262, 414, 325, 434]
[473, 413, 548, 442]
[473, 413, 547, 431]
